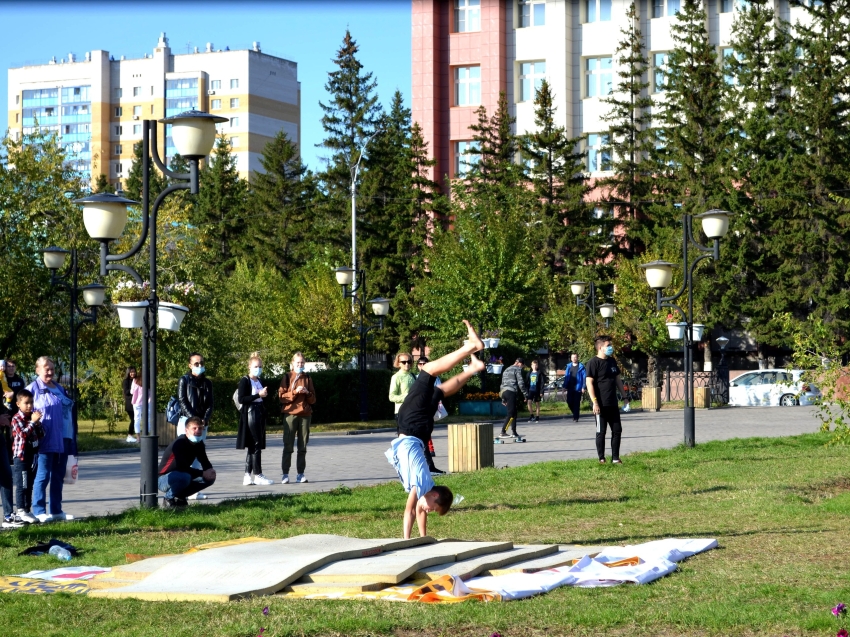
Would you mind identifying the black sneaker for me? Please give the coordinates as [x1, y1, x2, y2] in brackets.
[174, 497, 189, 508]
[430, 467, 445, 475]
[162, 497, 178, 509]
[499, 432, 512, 438]
[527, 416, 534, 422]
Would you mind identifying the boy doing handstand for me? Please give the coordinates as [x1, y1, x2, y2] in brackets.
[385, 320, 486, 538]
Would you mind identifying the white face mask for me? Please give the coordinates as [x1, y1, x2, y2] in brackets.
[251, 366, 262, 378]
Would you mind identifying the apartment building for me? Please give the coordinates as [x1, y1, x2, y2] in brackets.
[7, 33, 300, 185]
[412, 0, 810, 187]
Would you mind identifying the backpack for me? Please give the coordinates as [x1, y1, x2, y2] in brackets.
[165, 396, 180, 425]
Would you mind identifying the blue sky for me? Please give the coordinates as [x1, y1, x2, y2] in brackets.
[0, 0, 412, 171]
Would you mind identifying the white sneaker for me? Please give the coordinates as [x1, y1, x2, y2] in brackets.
[52, 512, 74, 521]
[187, 492, 207, 500]
[36, 513, 53, 523]
[296, 474, 308, 484]
[242, 473, 254, 486]
[125, 435, 138, 443]
[281, 474, 290, 484]
[253, 474, 274, 486]
[18, 511, 37, 524]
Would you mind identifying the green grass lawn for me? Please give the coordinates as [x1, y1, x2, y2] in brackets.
[3, 433, 850, 636]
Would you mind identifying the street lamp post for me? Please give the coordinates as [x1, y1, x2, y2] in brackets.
[349, 130, 381, 279]
[334, 266, 390, 421]
[571, 281, 617, 333]
[42, 247, 106, 427]
[716, 335, 730, 405]
[74, 110, 226, 508]
[640, 209, 730, 447]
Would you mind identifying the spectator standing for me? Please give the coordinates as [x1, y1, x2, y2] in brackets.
[158, 416, 216, 507]
[1, 360, 25, 462]
[10, 389, 42, 524]
[563, 353, 587, 422]
[585, 336, 630, 464]
[121, 367, 137, 442]
[499, 358, 528, 438]
[525, 360, 546, 423]
[128, 374, 145, 443]
[389, 352, 416, 430]
[237, 352, 273, 486]
[279, 352, 316, 485]
[0, 412, 14, 527]
[2, 360, 26, 409]
[177, 353, 213, 436]
[27, 356, 76, 523]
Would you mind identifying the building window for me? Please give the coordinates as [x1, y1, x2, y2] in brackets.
[116, 162, 123, 175]
[151, 86, 154, 95]
[115, 144, 123, 155]
[211, 99, 221, 110]
[150, 105, 154, 114]
[114, 88, 122, 100]
[653, 52, 669, 92]
[455, 0, 480, 32]
[586, 0, 612, 22]
[586, 134, 610, 172]
[133, 86, 141, 97]
[133, 105, 142, 116]
[115, 125, 123, 135]
[230, 98, 239, 108]
[133, 124, 142, 135]
[231, 117, 239, 127]
[585, 57, 613, 97]
[15, 113, 19, 123]
[721, 47, 741, 84]
[519, 0, 545, 27]
[455, 140, 481, 176]
[211, 80, 221, 90]
[230, 79, 239, 89]
[519, 61, 546, 102]
[115, 107, 123, 117]
[590, 207, 615, 243]
[454, 66, 481, 106]
[720, 0, 733, 11]
[653, 0, 681, 17]
[737, 0, 751, 9]
[15, 94, 19, 104]
[231, 136, 239, 147]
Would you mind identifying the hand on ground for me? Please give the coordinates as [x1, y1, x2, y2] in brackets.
[462, 319, 485, 351]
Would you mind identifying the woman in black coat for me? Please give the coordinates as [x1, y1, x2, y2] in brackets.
[121, 367, 137, 442]
[236, 352, 273, 486]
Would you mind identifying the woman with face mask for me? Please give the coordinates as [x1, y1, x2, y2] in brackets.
[236, 352, 273, 486]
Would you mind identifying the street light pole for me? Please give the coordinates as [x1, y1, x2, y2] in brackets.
[75, 110, 226, 508]
[334, 267, 390, 421]
[640, 210, 730, 448]
[349, 130, 381, 277]
[571, 281, 616, 335]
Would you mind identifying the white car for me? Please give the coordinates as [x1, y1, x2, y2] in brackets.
[728, 369, 820, 407]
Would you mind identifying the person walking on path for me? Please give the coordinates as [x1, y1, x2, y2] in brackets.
[237, 352, 273, 486]
[389, 352, 416, 432]
[129, 374, 145, 443]
[525, 360, 546, 423]
[387, 320, 485, 538]
[278, 352, 316, 485]
[9, 389, 42, 524]
[585, 336, 630, 464]
[499, 358, 527, 438]
[564, 353, 587, 422]
[121, 367, 137, 442]
[27, 356, 76, 523]
[177, 353, 214, 436]
[2, 359, 25, 416]
[158, 416, 216, 507]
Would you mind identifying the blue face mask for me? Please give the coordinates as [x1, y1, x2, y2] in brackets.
[251, 367, 262, 378]
[186, 433, 202, 443]
[295, 366, 305, 374]
[192, 366, 205, 376]
[604, 345, 614, 356]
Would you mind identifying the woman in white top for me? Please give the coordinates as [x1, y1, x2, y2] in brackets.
[236, 352, 272, 486]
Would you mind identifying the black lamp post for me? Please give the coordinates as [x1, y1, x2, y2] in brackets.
[716, 335, 730, 405]
[334, 267, 390, 421]
[41, 247, 106, 426]
[640, 209, 731, 447]
[74, 110, 226, 508]
[571, 281, 616, 333]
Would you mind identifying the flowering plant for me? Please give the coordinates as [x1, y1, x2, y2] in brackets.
[484, 329, 502, 338]
[833, 603, 847, 637]
[112, 280, 150, 303]
[160, 281, 200, 307]
[490, 356, 504, 364]
[666, 313, 677, 323]
[463, 392, 501, 401]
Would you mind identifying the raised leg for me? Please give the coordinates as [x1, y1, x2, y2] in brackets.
[421, 320, 484, 378]
[438, 353, 485, 398]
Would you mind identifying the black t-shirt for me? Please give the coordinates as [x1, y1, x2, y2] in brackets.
[586, 356, 621, 407]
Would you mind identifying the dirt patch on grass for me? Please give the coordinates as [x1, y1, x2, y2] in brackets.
[789, 475, 850, 503]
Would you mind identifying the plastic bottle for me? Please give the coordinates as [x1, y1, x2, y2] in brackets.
[48, 545, 72, 562]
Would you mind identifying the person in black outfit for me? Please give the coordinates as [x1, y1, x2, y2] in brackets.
[158, 417, 216, 507]
[498, 358, 527, 438]
[177, 353, 214, 432]
[236, 352, 272, 486]
[585, 335, 630, 464]
[121, 367, 137, 438]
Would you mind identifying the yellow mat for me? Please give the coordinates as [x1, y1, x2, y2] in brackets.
[0, 576, 89, 595]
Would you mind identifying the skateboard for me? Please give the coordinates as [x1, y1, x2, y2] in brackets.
[494, 436, 526, 444]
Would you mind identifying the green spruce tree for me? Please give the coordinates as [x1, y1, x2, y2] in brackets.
[465, 92, 523, 201]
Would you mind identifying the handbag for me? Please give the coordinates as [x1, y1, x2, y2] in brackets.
[434, 402, 448, 421]
[64, 455, 78, 485]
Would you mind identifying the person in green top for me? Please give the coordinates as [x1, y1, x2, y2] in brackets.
[389, 352, 416, 426]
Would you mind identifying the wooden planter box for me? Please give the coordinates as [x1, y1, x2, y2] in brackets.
[694, 386, 711, 409]
[157, 412, 178, 448]
[448, 423, 495, 473]
[458, 400, 507, 417]
[643, 386, 662, 411]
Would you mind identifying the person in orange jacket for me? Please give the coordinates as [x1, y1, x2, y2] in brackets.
[278, 352, 317, 484]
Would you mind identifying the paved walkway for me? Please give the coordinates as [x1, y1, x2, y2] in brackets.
[63, 406, 820, 519]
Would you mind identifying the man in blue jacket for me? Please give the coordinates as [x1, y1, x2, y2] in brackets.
[563, 353, 586, 422]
